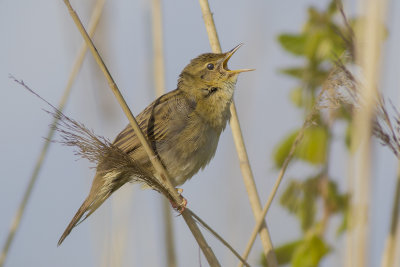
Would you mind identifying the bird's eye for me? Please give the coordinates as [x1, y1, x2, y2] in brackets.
[207, 63, 214, 70]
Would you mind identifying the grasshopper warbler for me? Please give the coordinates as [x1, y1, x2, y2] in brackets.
[58, 44, 253, 245]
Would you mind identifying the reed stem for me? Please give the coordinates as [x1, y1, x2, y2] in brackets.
[151, 0, 177, 265]
[198, 0, 277, 265]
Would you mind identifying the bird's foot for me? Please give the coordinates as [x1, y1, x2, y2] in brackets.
[177, 197, 187, 214]
[169, 190, 187, 214]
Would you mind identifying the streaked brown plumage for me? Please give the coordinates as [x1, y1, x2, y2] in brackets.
[58, 44, 253, 245]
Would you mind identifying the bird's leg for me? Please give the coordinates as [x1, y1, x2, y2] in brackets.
[169, 188, 187, 214]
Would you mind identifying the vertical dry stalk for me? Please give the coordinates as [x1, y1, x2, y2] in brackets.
[162, 199, 177, 267]
[62, 1, 220, 266]
[108, 195, 131, 267]
[381, 161, 400, 267]
[151, 0, 166, 98]
[197, 0, 278, 266]
[0, 1, 105, 266]
[394, 229, 400, 267]
[346, 1, 387, 266]
[151, 0, 177, 266]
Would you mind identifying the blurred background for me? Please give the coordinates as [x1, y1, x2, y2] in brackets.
[1, 0, 400, 266]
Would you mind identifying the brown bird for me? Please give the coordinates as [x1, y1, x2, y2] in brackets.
[58, 44, 253, 245]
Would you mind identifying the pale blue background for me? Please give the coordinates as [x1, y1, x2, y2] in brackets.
[1, 0, 400, 266]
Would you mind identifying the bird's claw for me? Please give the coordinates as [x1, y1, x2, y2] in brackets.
[169, 189, 187, 214]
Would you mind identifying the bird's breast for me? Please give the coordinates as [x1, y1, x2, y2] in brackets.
[158, 120, 221, 186]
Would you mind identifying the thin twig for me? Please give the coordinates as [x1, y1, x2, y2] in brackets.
[151, 0, 177, 265]
[239, 77, 330, 264]
[197, 1, 278, 265]
[239, 107, 317, 266]
[335, 0, 355, 59]
[0, 1, 105, 266]
[61, 1, 220, 266]
[181, 212, 219, 267]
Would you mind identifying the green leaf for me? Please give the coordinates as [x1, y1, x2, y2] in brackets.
[327, 0, 338, 15]
[337, 210, 348, 236]
[299, 179, 318, 231]
[325, 180, 349, 214]
[290, 87, 304, 107]
[273, 130, 298, 168]
[260, 239, 304, 266]
[280, 180, 302, 213]
[275, 240, 303, 265]
[304, 31, 324, 60]
[278, 34, 307, 56]
[298, 126, 329, 165]
[345, 122, 352, 149]
[292, 234, 330, 267]
[280, 66, 329, 90]
[273, 126, 329, 167]
[280, 178, 319, 232]
[280, 67, 306, 79]
[299, 198, 315, 231]
[336, 192, 349, 236]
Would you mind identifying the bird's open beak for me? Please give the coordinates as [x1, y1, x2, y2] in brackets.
[222, 43, 255, 74]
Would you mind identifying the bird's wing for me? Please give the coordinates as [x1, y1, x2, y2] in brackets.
[113, 89, 196, 157]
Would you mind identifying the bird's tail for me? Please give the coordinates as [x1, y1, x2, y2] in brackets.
[58, 197, 89, 246]
[58, 170, 128, 246]
[57, 191, 109, 246]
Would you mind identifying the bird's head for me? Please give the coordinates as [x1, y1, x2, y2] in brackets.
[177, 44, 253, 129]
[178, 44, 254, 102]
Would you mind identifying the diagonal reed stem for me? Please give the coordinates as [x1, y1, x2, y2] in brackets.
[0, 1, 105, 266]
[198, 0, 278, 266]
[62, 1, 220, 266]
[238, 86, 323, 266]
[150, 0, 177, 266]
[239, 124, 306, 266]
[187, 209, 250, 267]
